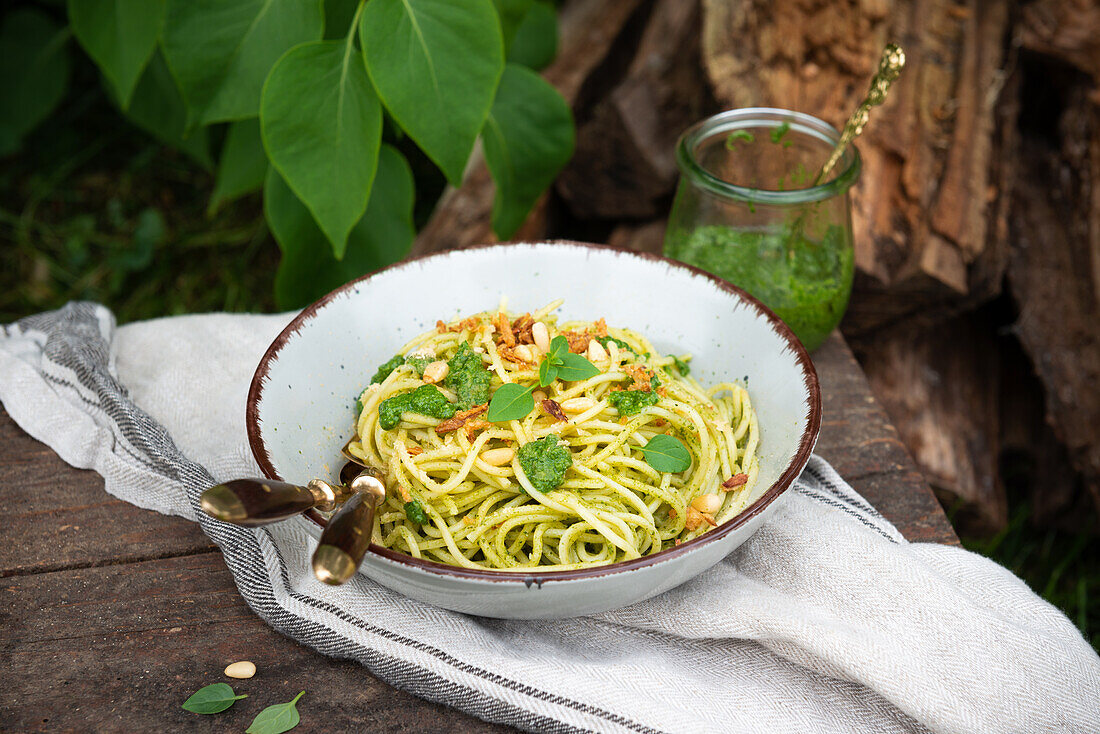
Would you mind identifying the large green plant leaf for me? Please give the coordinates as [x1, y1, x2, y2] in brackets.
[482, 63, 573, 238]
[68, 0, 165, 108]
[492, 0, 532, 53]
[162, 0, 324, 126]
[0, 9, 70, 156]
[267, 144, 415, 309]
[359, 0, 503, 185]
[507, 1, 557, 71]
[209, 118, 267, 215]
[261, 40, 382, 257]
[125, 50, 211, 168]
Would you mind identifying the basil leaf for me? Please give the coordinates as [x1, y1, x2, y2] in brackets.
[538, 359, 557, 387]
[486, 383, 534, 422]
[546, 335, 569, 364]
[246, 691, 304, 734]
[555, 353, 600, 381]
[182, 683, 247, 714]
[639, 435, 691, 473]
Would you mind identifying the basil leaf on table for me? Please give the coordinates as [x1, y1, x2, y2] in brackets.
[555, 353, 600, 382]
[639, 435, 692, 473]
[246, 691, 305, 734]
[486, 383, 534, 422]
[181, 682, 247, 714]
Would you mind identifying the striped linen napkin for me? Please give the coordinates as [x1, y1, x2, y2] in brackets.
[2, 302, 1098, 734]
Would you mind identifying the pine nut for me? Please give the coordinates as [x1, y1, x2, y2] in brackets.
[224, 661, 256, 679]
[422, 360, 449, 383]
[480, 447, 515, 466]
[532, 390, 547, 403]
[514, 344, 535, 363]
[560, 397, 596, 413]
[690, 493, 723, 514]
[586, 340, 608, 362]
[532, 321, 551, 353]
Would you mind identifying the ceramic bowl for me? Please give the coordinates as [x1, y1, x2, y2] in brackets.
[247, 241, 820, 619]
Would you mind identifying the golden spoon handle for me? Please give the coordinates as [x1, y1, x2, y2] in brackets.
[814, 43, 906, 185]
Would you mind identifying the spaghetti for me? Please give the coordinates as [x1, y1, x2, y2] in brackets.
[346, 301, 760, 571]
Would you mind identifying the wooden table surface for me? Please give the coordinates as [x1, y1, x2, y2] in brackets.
[0, 333, 956, 733]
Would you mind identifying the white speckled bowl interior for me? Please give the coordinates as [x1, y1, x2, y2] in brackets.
[248, 242, 820, 618]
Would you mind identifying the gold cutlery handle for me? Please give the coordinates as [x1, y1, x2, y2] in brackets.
[312, 473, 387, 585]
[200, 478, 347, 526]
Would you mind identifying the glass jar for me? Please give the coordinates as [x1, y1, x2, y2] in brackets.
[663, 108, 861, 352]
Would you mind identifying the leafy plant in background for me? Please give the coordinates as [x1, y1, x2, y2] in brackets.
[2, 0, 572, 308]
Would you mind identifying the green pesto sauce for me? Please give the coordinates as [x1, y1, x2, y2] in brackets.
[404, 499, 428, 524]
[378, 384, 456, 430]
[445, 342, 491, 409]
[664, 224, 853, 351]
[517, 435, 572, 493]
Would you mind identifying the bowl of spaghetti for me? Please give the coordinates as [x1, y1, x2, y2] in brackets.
[247, 241, 820, 618]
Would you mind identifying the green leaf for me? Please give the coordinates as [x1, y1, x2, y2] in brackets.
[360, 0, 504, 185]
[246, 690, 305, 734]
[0, 9, 70, 156]
[181, 683, 247, 714]
[162, 0, 324, 126]
[262, 39, 382, 256]
[507, 1, 556, 71]
[492, 0, 532, 52]
[267, 143, 414, 309]
[124, 50, 212, 168]
[482, 63, 573, 238]
[546, 335, 569, 364]
[486, 383, 534, 423]
[209, 118, 268, 215]
[538, 359, 557, 387]
[639, 435, 691, 473]
[555, 353, 600, 382]
[68, 0, 164, 108]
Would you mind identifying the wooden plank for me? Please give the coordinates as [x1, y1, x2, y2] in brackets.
[813, 333, 959, 545]
[0, 410, 216, 578]
[0, 553, 511, 733]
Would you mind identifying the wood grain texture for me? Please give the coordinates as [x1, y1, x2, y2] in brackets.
[0, 336, 954, 730]
[0, 553, 511, 733]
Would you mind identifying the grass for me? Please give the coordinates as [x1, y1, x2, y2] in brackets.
[957, 501, 1099, 651]
[3, 69, 1098, 655]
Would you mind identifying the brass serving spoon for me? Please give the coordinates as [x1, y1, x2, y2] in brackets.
[200, 458, 386, 586]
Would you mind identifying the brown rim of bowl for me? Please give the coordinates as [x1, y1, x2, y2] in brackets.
[246, 240, 821, 584]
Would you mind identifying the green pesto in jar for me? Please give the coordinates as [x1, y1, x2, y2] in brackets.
[664, 224, 853, 351]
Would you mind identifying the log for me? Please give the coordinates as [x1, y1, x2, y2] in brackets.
[700, 0, 1016, 334]
[856, 314, 1007, 533]
[1007, 119, 1100, 517]
[555, 0, 712, 220]
[409, 0, 647, 256]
